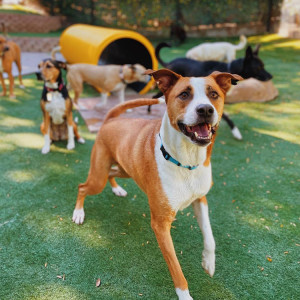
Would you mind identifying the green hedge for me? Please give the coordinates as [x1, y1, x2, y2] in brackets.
[40, 0, 283, 29]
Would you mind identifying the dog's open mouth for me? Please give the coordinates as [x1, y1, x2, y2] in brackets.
[178, 122, 216, 146]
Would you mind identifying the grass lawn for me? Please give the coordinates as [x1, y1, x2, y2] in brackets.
[0, 34, 299, 300]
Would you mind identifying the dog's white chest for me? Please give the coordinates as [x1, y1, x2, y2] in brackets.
[45, 91, 66, 124]
[155, 135, 212, 212]
[0, 58, 3, 73]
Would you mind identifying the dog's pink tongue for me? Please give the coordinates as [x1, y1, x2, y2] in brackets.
[193, 124, 210, 137]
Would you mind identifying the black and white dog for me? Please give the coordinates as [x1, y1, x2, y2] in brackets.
[148, 43, 273, 140]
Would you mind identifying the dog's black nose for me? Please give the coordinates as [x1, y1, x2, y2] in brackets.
[196, 104, 214, 118]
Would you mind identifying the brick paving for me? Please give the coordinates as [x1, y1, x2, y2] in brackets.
[77, 91, 166, 133]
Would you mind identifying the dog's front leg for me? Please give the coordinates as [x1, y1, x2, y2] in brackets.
[41, 112, 51, 154]
[151, 214, 193, 300]
[95, 93, 108, 109]
[8, 72, 15, 98]
[0, 73, 7, 96]
[192, 196, 215, 277]
[66, 111, 75, 150]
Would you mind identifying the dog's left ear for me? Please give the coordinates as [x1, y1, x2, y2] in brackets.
[56, 61, 67, 70]
[145, 69, 181, 95]
[210, 71, 243, 94]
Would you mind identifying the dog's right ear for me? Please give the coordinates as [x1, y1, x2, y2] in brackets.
[145, 69, 181, 94]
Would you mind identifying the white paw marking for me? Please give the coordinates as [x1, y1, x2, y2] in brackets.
[175, 288, 193, 300]
[77, 137, 85, 144]
[112, 185, 127, 197]
[232, 126, 243, 140]
[67, 141, 75, 150]
[202, 249, 215, 277]
[72, 208, 85, 225]
[41, 145, 50, 154]
[126, 108, 133, 113]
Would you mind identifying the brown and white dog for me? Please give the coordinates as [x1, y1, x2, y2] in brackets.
[72, 69, 242, 299]
[0, 24, 24, 98]
[38, 59, 85, 154]
[66, 63, 149, 109]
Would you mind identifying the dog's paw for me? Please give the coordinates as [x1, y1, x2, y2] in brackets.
[175, 288, 193, 300]
[231, 126, 243, 140]
[72, 208, 85, 225]
[19, 84, 25, 89]
[77, 137, 85, 144]
[41, 145, 50, 154]
[126, 109, 133, 113]
[95, 102, 106, 109]
[112, 185, 127, 197]
[202, 249, 215, 277]
[67, 141, 75, 150]
[9, 94, 16, 99]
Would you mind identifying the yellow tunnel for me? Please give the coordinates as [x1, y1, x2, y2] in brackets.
[59, 24, 158, 94]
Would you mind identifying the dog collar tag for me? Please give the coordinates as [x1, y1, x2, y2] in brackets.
[46, 92, 52, 102]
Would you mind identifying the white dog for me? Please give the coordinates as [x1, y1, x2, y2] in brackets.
[186, 35, 247, 62]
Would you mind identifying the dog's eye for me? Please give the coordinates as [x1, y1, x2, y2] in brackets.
[179, 91, 190, 100]
[210, 91, 219, 99]
[46, 65, 53, 69]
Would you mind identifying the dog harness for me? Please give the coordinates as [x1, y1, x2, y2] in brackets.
[159, 134, 199, 170]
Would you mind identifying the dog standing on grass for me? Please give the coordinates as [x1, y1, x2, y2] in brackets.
[0, 23, 24, 98]
[72, 68, 242, 299]
[38, 59, 85, 154]
[186, 35, 247, 62]
[66, 63, 149, 109]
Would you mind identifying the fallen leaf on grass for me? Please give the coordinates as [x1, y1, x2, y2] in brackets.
[267, 257, 272, 262]
[96, 278, 101, 287]
[44, 262, 47, 268]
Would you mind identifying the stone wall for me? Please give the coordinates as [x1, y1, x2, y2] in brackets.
[9, 37, 59, 52]
[0, 13, 64, 33]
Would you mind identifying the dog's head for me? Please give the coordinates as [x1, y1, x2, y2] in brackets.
[37, 59, 67, 83]
[0, 36, 9, 55]
[242, 45, 272, 81]
[146, 69, 243, 146]
[124, 64, 150, 83]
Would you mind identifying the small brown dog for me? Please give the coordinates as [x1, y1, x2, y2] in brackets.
[0, 23, 24, 98]
[38, 59, 85, 154]
[66, 63, 149, 109]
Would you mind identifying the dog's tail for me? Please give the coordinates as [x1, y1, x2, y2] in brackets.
[104, 98, 164, 123]
[51, 45, 61, 60]
[1, 23, 7, 37]
[233, 35, 247, 51]
[155, 42, 171, 67]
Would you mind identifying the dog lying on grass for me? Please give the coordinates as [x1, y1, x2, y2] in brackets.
[186, 35, 247, 62]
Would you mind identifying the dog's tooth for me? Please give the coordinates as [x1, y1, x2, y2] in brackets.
[195, 132, 198, 138]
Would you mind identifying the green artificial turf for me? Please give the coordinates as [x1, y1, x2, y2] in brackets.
[0, 35, 299, 300]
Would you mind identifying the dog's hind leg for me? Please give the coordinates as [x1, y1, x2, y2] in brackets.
[72, 141, 112, 224]
[15, 55, 24, 89]
[0, 73, 6, 96]
[108, 165, 129, 197]
[222, 112, 242, 140]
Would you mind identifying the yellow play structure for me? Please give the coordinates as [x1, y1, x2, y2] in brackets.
[59, 24, 158, 94]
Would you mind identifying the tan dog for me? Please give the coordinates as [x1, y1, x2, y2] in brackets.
[38, 59, 85, 154]
[66, 63, 149, 109]
[72, 69, 242, 299]
[0, 24, 24, 98]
